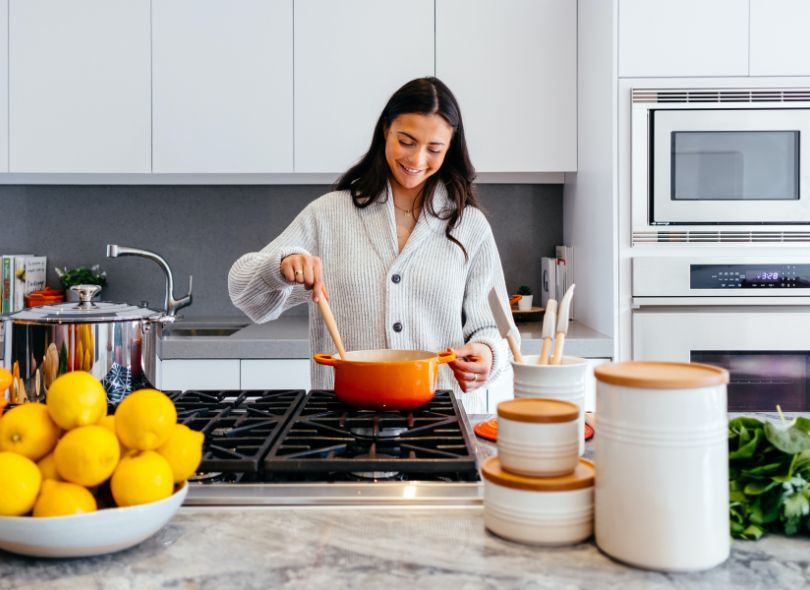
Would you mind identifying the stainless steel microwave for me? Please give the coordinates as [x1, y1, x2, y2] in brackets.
[631, 88, 810, 244]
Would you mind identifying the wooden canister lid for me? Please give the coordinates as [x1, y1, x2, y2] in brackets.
[594, 361, 729, 389]
[481, 456, 595, 492]
[497, 398, 579, 423]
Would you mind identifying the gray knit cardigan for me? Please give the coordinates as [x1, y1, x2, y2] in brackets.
[227, 183, 517, 414]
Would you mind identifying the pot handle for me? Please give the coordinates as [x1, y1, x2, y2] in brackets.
[437, 348, 456, 365]
[313, 353, 338, 366]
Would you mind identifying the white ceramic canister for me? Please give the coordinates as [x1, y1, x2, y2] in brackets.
[497, 398, 580, 477]
[594, 361, 730, 572]
[511, 356, 588, 455]
[481, 456, 594, 546]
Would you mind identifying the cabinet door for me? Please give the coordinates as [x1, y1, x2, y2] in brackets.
[294, 0, 434, 173]
[152, 0, 293, 173]
[436, 0, 576, 172]
[619, 0, 748, 77]
[160, 359, 240, 391]
[241, 359, 310, 390]
[0, 0, 7, 172]
[9, 0, 151, 172]
[750, 0, 810, 76]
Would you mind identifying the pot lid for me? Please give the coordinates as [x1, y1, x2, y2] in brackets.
[5, 284, 163, 323]
[481, 456, 595, 492]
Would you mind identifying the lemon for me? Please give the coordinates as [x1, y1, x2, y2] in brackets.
[0, 402, 61, 461]
[47, 371, 107, 430]
[54, 425, 120, 487]
[115, 389, 177, 451]
[99, 414, 129, 454]
[37, 452, 63, 481]
[33, 479, 97, 517]
[0, 451, 42, 516]
[157, 424, 205, 483]
[111, 451, 174, 507]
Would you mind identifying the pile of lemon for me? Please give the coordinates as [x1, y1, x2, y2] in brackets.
[0, 371, 204, 517]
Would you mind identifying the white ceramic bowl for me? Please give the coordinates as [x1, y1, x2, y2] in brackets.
[0, 483, 187, 558]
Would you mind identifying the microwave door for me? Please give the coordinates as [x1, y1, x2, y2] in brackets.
[632, 307, 810, 411]
[651, 109, 810, 224]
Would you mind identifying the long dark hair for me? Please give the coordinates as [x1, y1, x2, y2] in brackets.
[335, 77, 479, 259]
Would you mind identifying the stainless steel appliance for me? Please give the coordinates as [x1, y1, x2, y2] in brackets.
[632, 256, 810, 411]
[176, 388, 487, 506]
[631, 87, 810, 243]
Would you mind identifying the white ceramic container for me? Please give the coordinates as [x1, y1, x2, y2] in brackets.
[511, 356, 588, 455]
[594, 361, 730, 572]
[481, 456, 594, 546]
[497, 398, 580, 477]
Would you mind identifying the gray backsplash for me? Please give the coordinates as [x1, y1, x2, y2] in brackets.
[0, 184, 562, 319]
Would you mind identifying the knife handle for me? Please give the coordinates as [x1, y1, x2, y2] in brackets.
[538, 337, 552, 365]
[506, 334, 524, 364]
[550, 332, 565, 365]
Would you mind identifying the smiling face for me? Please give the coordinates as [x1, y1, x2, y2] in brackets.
[383, 113, 454, 198]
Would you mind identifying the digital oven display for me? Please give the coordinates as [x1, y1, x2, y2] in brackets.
[690, 264, 810, 289]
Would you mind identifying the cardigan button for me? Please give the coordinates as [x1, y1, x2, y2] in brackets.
[391, 274, 401, 284]
[393, 322, 403, 333]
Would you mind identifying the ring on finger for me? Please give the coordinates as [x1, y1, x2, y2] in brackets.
[471, 373, 477, 382]
[294, 269, 304, 276]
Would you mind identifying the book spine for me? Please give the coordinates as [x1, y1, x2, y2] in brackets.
[1, 256, 11, 314]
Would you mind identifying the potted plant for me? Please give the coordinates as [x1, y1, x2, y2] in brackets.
[56, 265, 107, 301]
[516, 285, 534, 310]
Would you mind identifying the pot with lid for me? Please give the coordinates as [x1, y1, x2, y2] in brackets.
[2, 245, 192, 405]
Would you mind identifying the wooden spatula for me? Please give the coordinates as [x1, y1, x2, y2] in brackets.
[550, 284, 575, 365]
[538, 299, 557, 364]
[488, 287, 524, 363]
[317, 296, 347, 359]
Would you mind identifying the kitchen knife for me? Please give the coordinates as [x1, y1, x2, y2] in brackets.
[537, 298, 557, 364]
[488, 287, 524, 364]
[550, 283, 575, 365]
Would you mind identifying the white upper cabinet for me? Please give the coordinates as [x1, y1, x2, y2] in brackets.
[619, 0, 749, 78]
[436, 0, 577, 173]
[294, 0, 434, 174]
[152, 0, 293, 173]
[8, 0, 151, 173]
[750, 0, 810, 76]
[0, 0, 8, 173]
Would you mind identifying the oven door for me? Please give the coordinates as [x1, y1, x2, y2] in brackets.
[651, 108, 810, 224]
[633, 307, 810, 411]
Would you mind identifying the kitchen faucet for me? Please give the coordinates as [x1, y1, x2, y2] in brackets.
[106, 244, 193, 317]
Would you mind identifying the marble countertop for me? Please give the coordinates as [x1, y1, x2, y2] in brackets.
[1, 505, 807, 590]
[159, 313, 613, 360]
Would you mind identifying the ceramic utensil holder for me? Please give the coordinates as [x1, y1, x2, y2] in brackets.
[511, 356, 588, 455]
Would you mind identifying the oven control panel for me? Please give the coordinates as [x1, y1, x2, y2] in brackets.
[690, 264, 810, 289]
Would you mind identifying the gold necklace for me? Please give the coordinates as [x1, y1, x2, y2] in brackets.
[393, 198, 419, 217]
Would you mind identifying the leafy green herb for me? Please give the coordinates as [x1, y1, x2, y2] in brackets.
[55, 265, 107, 289]
[729, 415, 810, 539]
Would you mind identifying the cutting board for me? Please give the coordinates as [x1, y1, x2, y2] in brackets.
[511, 306, 544, 322]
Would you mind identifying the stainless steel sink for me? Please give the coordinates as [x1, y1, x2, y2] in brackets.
[166, 325, 245, 337]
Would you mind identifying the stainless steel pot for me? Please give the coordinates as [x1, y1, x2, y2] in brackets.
[2, 245, 193, 405]
[2, 284, 165, 404]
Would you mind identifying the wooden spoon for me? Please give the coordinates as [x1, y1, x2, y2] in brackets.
[317, 296, 347, 359]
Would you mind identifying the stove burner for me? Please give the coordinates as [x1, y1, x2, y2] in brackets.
[189, 471, 224, 483]
[348, 453, 401, 480]
[350, 426, 409, 439]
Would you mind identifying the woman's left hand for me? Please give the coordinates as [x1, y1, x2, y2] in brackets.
[449, 342, 493, 393]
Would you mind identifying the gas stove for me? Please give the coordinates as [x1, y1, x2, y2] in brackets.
[170, 389, 487, 506]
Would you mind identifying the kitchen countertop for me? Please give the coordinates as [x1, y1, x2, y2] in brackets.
[1, 413, 808, 589]
[159, 313, 613, 360]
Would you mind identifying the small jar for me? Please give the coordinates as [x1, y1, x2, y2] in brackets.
[594, 361, 729, 572]
[497, 398, 580, 477]
[481, 456, 594, 546]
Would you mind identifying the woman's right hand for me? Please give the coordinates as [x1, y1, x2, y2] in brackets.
[280, 254, 329, 302]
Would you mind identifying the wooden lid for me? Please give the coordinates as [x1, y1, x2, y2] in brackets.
[594, 361, 729, 389]
[497, 398, 579, 423]
[481, 456, 594, 492]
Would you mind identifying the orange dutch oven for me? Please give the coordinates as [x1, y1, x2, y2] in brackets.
[313, 348, 456, 410]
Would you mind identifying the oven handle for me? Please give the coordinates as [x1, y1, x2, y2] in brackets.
[633, 296, 810, 308]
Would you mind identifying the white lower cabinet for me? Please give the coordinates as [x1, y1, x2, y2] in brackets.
[159, 359, 240, 391]
[240, 359, 310, 391]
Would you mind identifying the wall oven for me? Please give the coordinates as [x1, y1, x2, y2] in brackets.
[631, 87, 810, 243]
[632, 256, 810, 411]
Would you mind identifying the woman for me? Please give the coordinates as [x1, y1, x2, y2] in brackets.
[228, 77, 517, 413]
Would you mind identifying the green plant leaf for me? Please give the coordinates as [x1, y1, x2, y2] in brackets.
[730, 428, 764, 460]
[764, 421, 810, 454]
